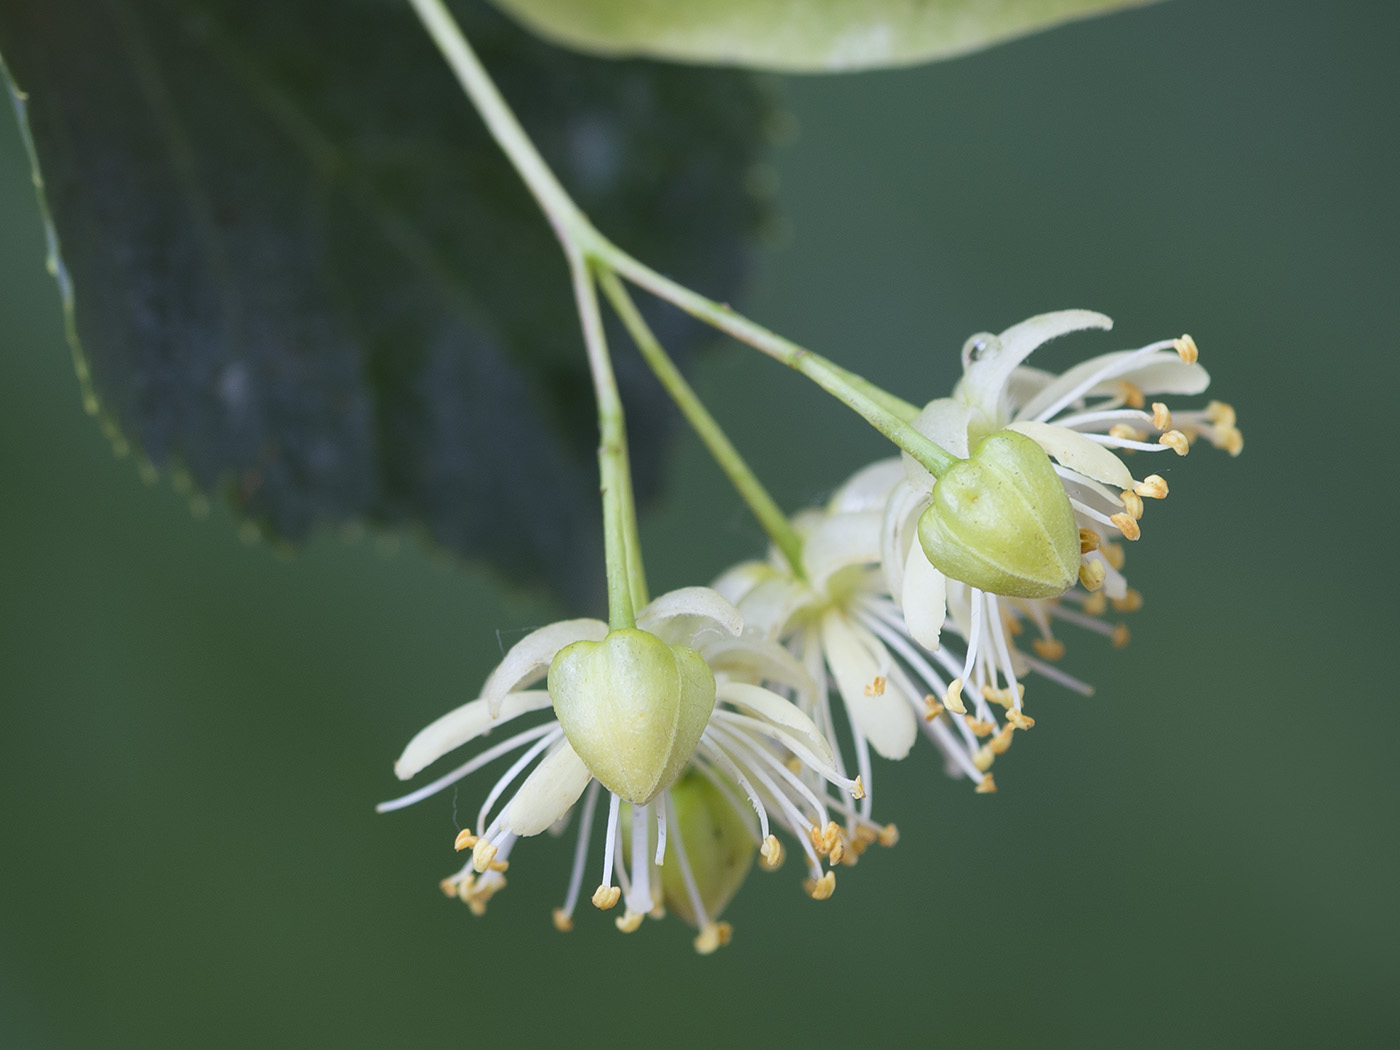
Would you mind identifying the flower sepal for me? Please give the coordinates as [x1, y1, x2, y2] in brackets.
[548, 627, 716, 806]
[916, 429, 1079, 599]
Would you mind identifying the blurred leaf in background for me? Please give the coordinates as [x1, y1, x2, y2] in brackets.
[489, 0, 1160, 71]
[1, 1, 1397, 1049]
[0, 0, 772, 608]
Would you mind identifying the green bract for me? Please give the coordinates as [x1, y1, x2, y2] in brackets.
[489, 0, 1156, 72]
[548, 628, 716, 805]
[917, 430, 1079, 599]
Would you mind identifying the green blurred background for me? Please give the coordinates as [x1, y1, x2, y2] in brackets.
[2, 1, 1395, 1047]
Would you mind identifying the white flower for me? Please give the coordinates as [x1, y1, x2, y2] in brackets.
[378, 586, 875, 952]
[873, 311, 1240, 777]
[717, 463, 1023, 794]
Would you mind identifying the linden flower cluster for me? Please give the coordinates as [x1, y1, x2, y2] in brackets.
[379, 587, 887, 954]
[381, 309, 1239, 951]
[390, 6, 1243, 955]
[713, 311, 1241, 797]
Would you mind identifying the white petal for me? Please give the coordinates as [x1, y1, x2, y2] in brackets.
[710, 560, 773, 606]
[880, 480, 926, 603]
[1008, 420, 1135, 489]
[394, 690, 554, 780]
[705, 632, 816, 697]
[734, 575, 811, 638]
[504, 741, 593, 836]
[804, 510, 882, 593]
[1016, 351, 1208, 421]
[1004, 365, 1057, 408]
[481, 618, 608, 716]
[637, 586, 743, 647]
[715, 681, 836, 766]
[962, 311, 1113, 412]
[1116, 358, 1211, 397]
[901, 542, 947, 651]
[828, 458, 905, 513]
[820, 611, 917, 760]
[910, 397, 973, 460]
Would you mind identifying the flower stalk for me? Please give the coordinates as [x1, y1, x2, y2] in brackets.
[598, 270, 806, 576]
[406, 0, 960, 483]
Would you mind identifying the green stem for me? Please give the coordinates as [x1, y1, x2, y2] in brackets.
[603, 252, 956, 477]
[599, 271, 806, 576]
[568, 248, 646, 628]
[407, 0, 959, 482]
[407, 0, 594, 245]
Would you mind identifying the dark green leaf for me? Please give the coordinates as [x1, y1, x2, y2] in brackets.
[0, 0, 772, 607]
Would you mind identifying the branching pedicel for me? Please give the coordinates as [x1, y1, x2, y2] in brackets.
[381, 0, 1243, 951]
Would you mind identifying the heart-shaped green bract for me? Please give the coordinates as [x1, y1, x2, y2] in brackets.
[490, 0, 1158, 73]
[623, 770, 754, 927]
[917, 429, 1079, 599]
[548, 628, 716, 805]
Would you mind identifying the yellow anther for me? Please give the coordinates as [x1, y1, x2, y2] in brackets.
[1079, 528, 1101, 554]
[972, 746, 995, 772]
[1082, 591, 1107, 616]
[1158, 429, 1190, 455]
[988, 726, 1015, 755]
[591, 884, 621, 910]
[615, 910, 644, 933]
[1101, 541, 1126, 570]
[864, 675, 886, 697]
[1079, 559, 1107, 592]
[552, 909, 574, 933]
[1109, 423, 1145, 443]
[1136, 474, 1169, 499]
[964, 715, 996, 738]
[975, 773, 998, 794]
[1116, 379, 1146, 409]
[805, 871, 836, 900]
[456, 873, 505, 916]
[1222, 427, 1244, 456]
[1110, 512, 1141, 541]
[1112, 588, 1144, 613]
[1205, 400, 1236, 427]
[923, 695, 945, 722]
[851, 775, 866, 801]
[1006, 709, 1036, 731]
[1120, 490, 1144, 520]
[1112, 623, 1132, 649]
[943, 678, 967, 715]
[878, 824, 900, 847]
[694, 922, 733, 955]
[439, 878, 459, 899]
[980, 683, 1025, 708]
[1004, 616, 1024, 637]
[760, 834, 784, 870]
[1174, 334, 1199, 364]
[649, 899, 666, 920]
[487, 859, 509, 873]
[1032, 636, 1066, 661]
[453, 828, 478, 852]
[471, 840, 497, 874]
[1151, 402, 1172, 430]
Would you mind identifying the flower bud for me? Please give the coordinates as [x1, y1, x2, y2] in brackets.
[916, 429, 1079, 599]
[548, 628, 716, 805]
[623, 771, 754, 927]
